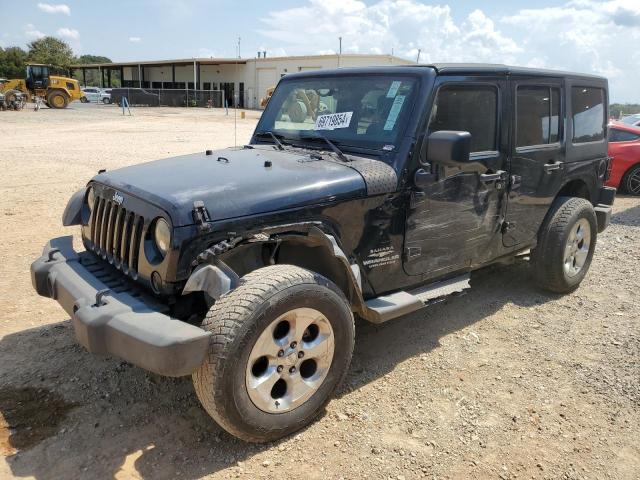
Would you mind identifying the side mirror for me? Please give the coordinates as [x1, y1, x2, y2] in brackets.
[423, 131, 472, 167]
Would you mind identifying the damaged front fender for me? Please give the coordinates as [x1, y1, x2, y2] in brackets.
[182, 260, 239, 302]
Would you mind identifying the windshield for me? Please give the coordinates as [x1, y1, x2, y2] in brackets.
[255, 75, 419, 151]
[620, 114, 640, 125]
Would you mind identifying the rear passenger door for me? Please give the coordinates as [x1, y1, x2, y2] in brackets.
[503, 77, 565, 246]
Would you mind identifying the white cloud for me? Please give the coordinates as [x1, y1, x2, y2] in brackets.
[501, 0, 640, 101]
[260, 0, 521, 63]
[37, 3, 70, 15]
[56, 27, 79, 39]
[24, 24, 45, 39]
[260, 0, 639, 102]
[129, 36, 141, 43]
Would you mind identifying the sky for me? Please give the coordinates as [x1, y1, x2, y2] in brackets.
[1, 0, 639, 102]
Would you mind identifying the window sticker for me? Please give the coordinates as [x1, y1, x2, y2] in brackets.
[383, 95, 405, 131]
[386, 81, 401, 98]
[315, 111, 353, 130]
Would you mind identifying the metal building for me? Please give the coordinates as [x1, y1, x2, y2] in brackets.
[71, 54, 413, 109]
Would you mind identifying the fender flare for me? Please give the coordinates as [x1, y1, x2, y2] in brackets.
[62, 188, 85, 226]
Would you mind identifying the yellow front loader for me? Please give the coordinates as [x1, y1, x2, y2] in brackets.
[0, 64, 82, 109]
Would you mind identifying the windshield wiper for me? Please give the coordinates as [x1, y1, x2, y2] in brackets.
[255, 131, 285, 150]
[300, 134, 350, 162]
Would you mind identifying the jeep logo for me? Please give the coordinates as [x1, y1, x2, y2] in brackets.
[112, 192, 124, 205]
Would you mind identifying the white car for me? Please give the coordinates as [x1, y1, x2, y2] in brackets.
[81, 87, 111, 104]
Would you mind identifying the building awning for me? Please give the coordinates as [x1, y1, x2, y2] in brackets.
[70, 58, 248, 69]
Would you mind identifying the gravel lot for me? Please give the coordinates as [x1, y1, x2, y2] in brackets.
[1, 104, 638, 480]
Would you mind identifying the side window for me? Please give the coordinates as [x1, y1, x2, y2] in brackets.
[428, 85, 498, 153]
[609, 128, 640, 142]
[572, 87, 605, 143]
[516, 86, 561, 147]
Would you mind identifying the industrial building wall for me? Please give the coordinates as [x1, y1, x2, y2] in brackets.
[101, 54, 414, 108]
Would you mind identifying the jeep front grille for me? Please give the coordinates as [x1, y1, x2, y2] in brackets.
[88, 195, 144, 275]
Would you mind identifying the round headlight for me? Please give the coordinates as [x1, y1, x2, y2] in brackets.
[86, 186, 95, 210]
[154, 218, 171, 257]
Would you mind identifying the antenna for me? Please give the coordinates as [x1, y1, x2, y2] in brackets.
[416, 49, 421, 63]
[234, 39, 239, 147]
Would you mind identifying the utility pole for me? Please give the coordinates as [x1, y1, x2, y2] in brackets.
[416, 49, 421, 63]
[238, 37, 241, 59]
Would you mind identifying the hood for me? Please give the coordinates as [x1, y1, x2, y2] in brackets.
[92, 146, 368, 226]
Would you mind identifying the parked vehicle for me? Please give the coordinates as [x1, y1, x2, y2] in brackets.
[81, 87, 111, 104]
[619, 114, 640, 127]
[607, 122, 640, 195]
[1, 64, 82, 108]
[32, 64, 615, 443]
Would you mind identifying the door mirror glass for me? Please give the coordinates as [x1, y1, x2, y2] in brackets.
[425, 130, 472, 167]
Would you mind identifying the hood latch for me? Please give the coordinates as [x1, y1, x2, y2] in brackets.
[192, 200, 212, 232]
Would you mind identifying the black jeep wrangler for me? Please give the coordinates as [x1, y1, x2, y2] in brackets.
[32, 64, 615, 442]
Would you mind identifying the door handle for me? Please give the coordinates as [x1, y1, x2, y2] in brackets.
[479, 170, 507, 183]
[543, 162, 563, 173]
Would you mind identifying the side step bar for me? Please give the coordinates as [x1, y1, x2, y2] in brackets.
[363, 273, 470, 324]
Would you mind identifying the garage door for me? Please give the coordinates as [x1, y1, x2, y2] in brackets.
[257, 68, 278, 109]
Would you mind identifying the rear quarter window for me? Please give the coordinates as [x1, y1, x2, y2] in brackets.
[571, 87, 605, 143]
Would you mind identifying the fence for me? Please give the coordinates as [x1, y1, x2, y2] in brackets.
[109, 88, 225, 108]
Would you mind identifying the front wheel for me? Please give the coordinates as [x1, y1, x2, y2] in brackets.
[531, 196, 597, 293]
[193, 265, 355, 443]
[47, 90, 69, 109]
[102, 97, 110, 104]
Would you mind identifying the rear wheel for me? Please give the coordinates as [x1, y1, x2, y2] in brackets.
[531, 196, 597, 293]
[102, 97, 110, 104]
[80, 96, 88, 103]
[47, 90, 69, 109]
[621, 164, 640, 195]
[193, 265, 355, 443]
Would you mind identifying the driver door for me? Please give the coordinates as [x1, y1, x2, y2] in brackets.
[403, 77, 509, 279]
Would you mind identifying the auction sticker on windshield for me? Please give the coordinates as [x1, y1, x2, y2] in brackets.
[315, 112, 353, 131]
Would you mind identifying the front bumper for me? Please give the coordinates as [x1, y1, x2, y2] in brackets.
[30, 236, 210, 377]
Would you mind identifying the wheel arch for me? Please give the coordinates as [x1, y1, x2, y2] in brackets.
[183, 226, 366, 315]
[555, 178, 594, 204]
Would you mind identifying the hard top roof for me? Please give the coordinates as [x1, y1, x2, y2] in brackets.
[282, 63, 606, 82]
[425, 63, 606, 80]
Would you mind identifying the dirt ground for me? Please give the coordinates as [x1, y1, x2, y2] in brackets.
[0, 103, 638, 480]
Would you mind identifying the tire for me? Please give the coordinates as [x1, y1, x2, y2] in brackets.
[4, 89, 19, 107]
[47, 90, 69, 109]
[193, 265, 355, 443]
[620, 164, 640, 196]
[80, 96, 88, 103]
[531, 196, 597, 293]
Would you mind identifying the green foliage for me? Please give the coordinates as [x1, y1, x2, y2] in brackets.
[0, 46, 28, 79]
[27, 36, 75, 68]
[610, 103, 640, 118]
[0, 37, 112, 83]
[75, 55, 112, 64]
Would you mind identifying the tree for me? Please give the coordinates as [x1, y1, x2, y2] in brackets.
[75, 54, 112, 64]
[27, 36, 74, 68]
[0, 46, 28, 78]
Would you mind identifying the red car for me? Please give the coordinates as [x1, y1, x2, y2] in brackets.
[607, 122, 640, 195]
